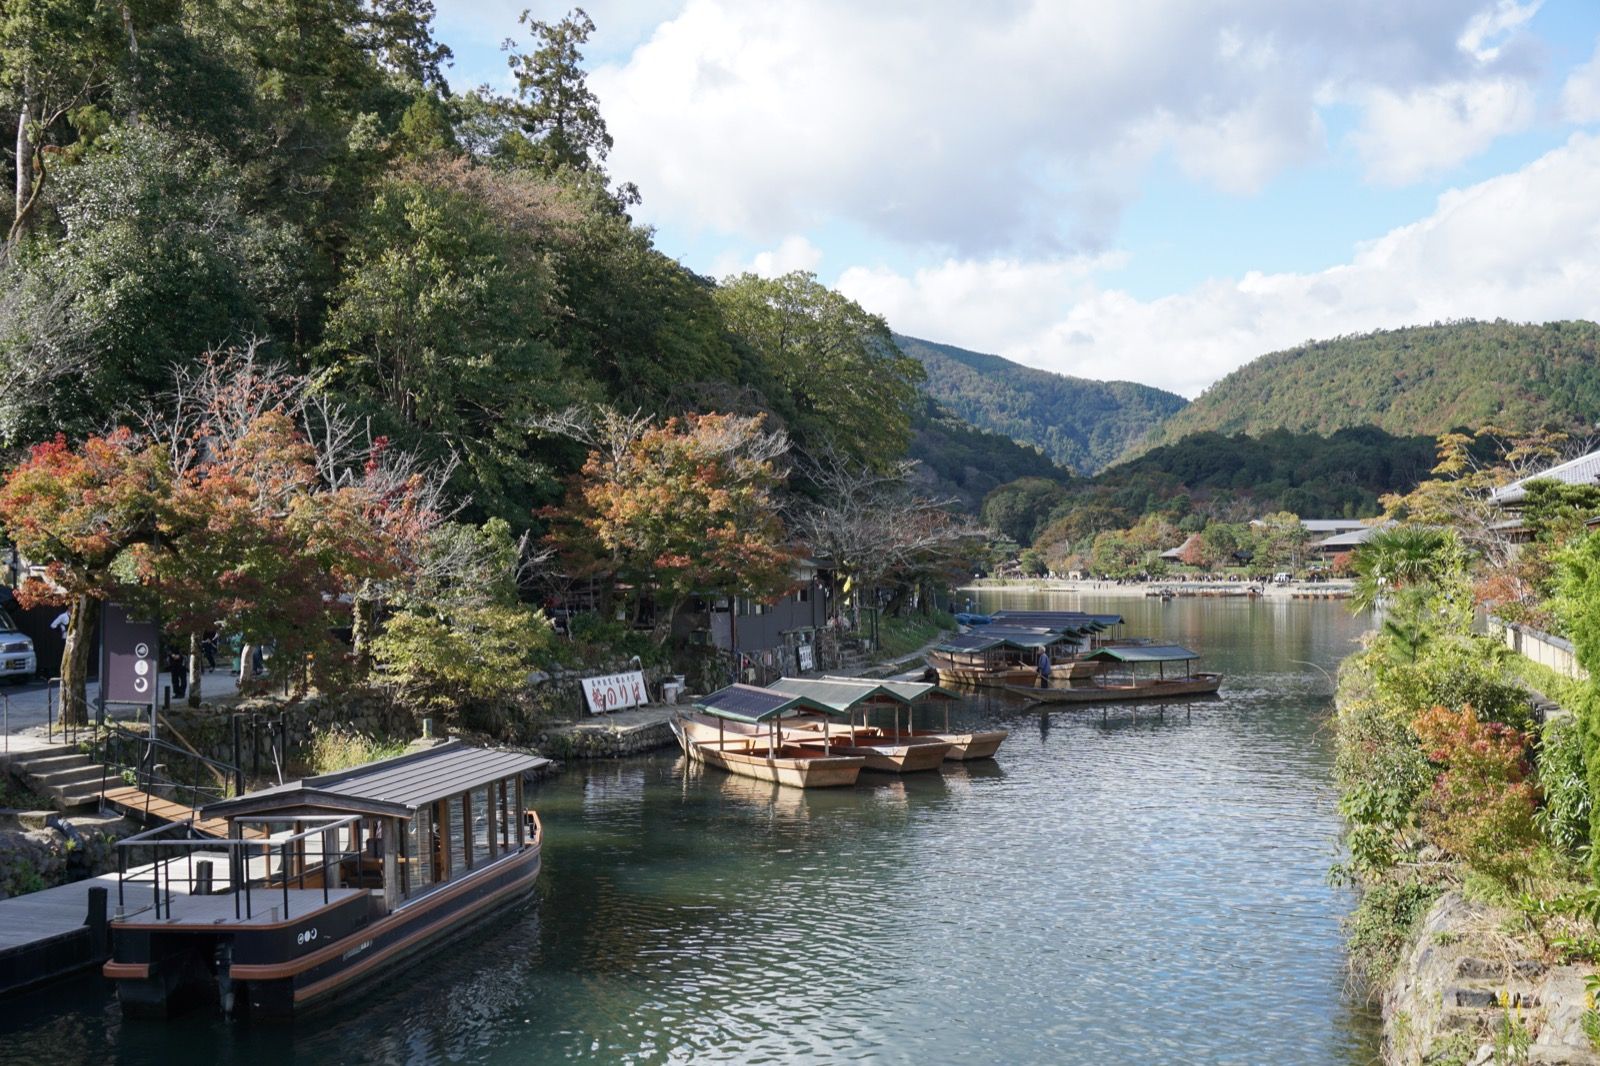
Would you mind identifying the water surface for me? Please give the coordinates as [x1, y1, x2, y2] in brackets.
[0, 594, 1378, 1065]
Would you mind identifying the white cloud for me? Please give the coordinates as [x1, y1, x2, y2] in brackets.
[591, 1, 1539, 254]
[1457, 0, 1541, 62]
[837, 133, 1600, 398]
[1350, 77, 1536, 185]
[1561, 37, 1600, 124]
[711, 235, 824, 279]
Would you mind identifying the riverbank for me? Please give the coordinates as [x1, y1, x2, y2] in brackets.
[957, 578, 1355, 601]
[1333, 634, 1600, 1065]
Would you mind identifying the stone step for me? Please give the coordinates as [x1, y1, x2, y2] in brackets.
[35, 765, 110, 792]
[8, 750, 92, 775]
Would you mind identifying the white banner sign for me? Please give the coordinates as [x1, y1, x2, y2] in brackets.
[583, 670, 648, 714]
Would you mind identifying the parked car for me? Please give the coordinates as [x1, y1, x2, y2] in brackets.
[1272, 572, 1293, 585]
[0, 607, 36, 681]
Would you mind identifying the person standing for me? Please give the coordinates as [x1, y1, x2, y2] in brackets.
[1036, 649, 1052, 689]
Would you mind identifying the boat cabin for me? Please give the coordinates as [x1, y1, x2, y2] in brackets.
[105, 741, 549, 1018]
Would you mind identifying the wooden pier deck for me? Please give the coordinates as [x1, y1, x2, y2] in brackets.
[0, 869, 114, 996]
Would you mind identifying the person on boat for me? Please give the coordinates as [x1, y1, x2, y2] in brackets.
[1036, 649, 1052, 689]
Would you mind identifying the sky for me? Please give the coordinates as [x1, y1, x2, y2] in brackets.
[432, 1, 1600, 398]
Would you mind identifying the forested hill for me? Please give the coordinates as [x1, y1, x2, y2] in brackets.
[907, 398, 1074, 511]
[1140, 320, 1600, 452]
[895, 334, 1188, 474]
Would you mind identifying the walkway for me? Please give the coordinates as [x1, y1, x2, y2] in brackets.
[0, 668, 246, 737]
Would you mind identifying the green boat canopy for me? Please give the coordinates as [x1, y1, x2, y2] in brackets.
[812, 676, 961, 705]
[694, 683, 848, 723]
[1083, 645, 1201, 664]
[766, 677, 892, 713]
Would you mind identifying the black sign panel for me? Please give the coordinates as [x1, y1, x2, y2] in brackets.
[101, 603, 159, 705]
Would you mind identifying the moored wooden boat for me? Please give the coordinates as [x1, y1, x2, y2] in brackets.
[1007, 672, 1224, 703]
[102, 741, 548, 1019]
[780, 676, 1010, 762]
[1004, 644, 1223, 705]
[671, 685, 866, 788]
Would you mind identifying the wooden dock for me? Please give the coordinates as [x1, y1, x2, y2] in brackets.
[0, 869, 112, 996]
[100, 786, 236, 838]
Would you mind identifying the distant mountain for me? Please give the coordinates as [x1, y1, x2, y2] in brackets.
[895, 334, 1188, 474]
[906, 398, 1076, 512]
[1141, 320, 1600, 452]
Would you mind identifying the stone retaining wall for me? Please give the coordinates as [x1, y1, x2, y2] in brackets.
[536, 718, 676, 760]
[1386, 891, 1599, 1065]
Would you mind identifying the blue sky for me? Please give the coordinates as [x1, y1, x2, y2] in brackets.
[434, 1, 1600, 397]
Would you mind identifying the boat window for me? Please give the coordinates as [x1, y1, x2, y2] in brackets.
[406, 805, 436, 893]
[449, 794, 470, 874]
[469, 786, 493, 863]
[496, 779, 512, 854]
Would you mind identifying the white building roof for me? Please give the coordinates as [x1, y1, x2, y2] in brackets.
[1490, 449, 1600, 506]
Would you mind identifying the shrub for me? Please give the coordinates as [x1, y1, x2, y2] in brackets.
[1412, 705, 1540, 883]
[1333, 695, 1433, 876]
[1537, 715, 1592, 858]
[300, 729, 409, 775]
[1345, 873, 1442, 990]
[373, 603, 554, 714]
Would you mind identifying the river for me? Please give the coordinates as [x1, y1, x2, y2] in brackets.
[0, 593, 1378, 1065]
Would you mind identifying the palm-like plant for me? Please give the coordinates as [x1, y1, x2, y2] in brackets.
[1349, 526, 1457, 613]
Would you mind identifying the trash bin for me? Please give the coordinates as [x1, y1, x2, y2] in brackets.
[661, 680, 684, 704]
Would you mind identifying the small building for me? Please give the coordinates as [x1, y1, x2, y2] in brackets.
[684, 558, 834, 680]
[1488, 448, 1600, 543]
[1309, 522, 1391, 559]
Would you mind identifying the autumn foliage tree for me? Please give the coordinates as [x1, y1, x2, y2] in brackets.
[545, 408, 795, 643]
[0, 430, 167, 723]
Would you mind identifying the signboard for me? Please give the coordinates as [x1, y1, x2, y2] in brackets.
[582, 670, 648, 715]
[101, 603, 159, 705]
[797, 643, 815, 672]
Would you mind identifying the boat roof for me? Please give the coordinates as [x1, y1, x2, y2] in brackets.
[202, 741, 549, 820]
[694, 683, 847, 723]
[1083, 644, 1201, 663]
[767, 676, 895, 712]
[987, 610, 1123, 628]
[934, 631, 1054, 652]
[818, 676, 960, 704]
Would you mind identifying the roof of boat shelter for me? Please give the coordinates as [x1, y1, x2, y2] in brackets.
[1083, 644, 1201, 663]
[987, 610, 1124, 628]
[695, 683, 847, 723]
[821, 676, 960, 703]
[203, 740, 549, 819]
[935, 631, 1053, 653]
[768, 677, 894, 712]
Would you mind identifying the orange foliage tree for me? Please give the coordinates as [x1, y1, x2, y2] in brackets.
[0, 430, 169, 723]
[548, 410, 794, 643]
[1410, 704, 1539, 882]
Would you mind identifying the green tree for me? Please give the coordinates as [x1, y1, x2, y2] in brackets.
[715, 271, 924, 465]
[0, 124, 292, 443]
[981, 477, 1068, 545]
[497, 6, 637, 203]
[315, 160, 583, 524]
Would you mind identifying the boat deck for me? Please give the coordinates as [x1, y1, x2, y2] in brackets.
[114, 887, 366, 928]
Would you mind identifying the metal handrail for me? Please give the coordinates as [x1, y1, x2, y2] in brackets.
[115, 815, 363, 921]
[97, 723, 243, 815]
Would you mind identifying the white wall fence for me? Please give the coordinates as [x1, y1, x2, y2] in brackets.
[1490, 618, 1589, 681]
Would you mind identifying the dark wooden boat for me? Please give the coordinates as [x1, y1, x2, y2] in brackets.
[102, 741, 547, 1019]
[1009, 672, 1223, 703]
[1005, 644, 1223, 704]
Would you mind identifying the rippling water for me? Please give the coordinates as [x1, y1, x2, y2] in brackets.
[0, 594, 1380, 1065]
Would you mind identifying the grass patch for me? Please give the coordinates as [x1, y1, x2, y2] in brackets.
[294, 729, 410, 776]
[870, 611, 955, 660]
[1346, 873, 1443, 993]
